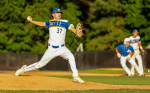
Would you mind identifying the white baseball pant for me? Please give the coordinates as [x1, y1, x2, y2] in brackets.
[24, 45, 78, 77]
[131, 49, 143, 75]
[120, 56, 142, 76]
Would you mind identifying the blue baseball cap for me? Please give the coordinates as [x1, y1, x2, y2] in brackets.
[132, 29, 138, 33]
[52, 8, 63, 14]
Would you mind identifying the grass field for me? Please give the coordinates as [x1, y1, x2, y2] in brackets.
[53, 76, 150, 85]
[0, 69, 150, 93]
[78, 68, 149, 73]
[0, 89, 150, 93]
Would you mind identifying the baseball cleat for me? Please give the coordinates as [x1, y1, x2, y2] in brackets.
[15, 65, 27, 76]
[73, 76, 84, 83]
[131, 74, 135, 76]
[139, 74, 145, 76]
[128, 74, 134, 77]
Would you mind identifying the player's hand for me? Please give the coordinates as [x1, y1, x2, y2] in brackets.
[117, 53, 121, 58]
[140, 49, 146, 56]
[27, 16, 32, 22]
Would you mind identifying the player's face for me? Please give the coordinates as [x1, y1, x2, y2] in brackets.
[126, 42, 130, 47]
[132, 32, 138, 37]
[53, 12, 61, 20]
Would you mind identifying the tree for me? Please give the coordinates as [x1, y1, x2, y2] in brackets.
[0, 0, 84, 53]
[85, 0, 127, 50]
[121, 0, 150, 48]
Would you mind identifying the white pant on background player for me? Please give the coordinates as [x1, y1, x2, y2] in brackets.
[120, 56, 142, 76]
[130, 49, 143, 75]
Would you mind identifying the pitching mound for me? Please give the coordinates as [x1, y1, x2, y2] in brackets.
[0, 71, 150, 90]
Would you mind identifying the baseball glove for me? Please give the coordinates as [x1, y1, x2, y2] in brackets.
[140, 50, 147, 56]
[75, 22, 83, 37]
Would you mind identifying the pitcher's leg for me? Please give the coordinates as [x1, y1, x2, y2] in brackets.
[15, 48, 56, 76]
[59, 47, 78, 77]
[59, 47, 84, 83]
[25, 49, 56, 72]
[67, 53, 78, 77]
[25, 62, 39, 72]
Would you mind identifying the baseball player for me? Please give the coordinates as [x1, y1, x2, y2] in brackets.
[116, 38, 143, 76]
[129, 29, 145, 76]
[15, 8, 84, 83]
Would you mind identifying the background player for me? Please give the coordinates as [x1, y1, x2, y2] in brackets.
[15, 8, 84, 83]
[129, 29, 145, 76]
[116, 38, 143, 76]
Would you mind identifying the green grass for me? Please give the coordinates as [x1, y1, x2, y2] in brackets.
[51, 76, 150, 85]
[78, 68, 149, 73]
[31, 68, 149, 74]
[38, 68, 149, 74]
[79, 69, 126, 73]
[0, 89, 150, 93]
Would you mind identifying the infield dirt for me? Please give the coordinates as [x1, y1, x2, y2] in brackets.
[0, 71, 150, 90]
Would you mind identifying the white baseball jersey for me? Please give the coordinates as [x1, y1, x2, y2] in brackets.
[44, 19, 73, 46]
[129, 36, 141, 50]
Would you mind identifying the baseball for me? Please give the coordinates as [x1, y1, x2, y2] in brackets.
[27, 16, 30, 21]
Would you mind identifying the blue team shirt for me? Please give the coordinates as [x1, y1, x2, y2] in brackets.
[45, 20, 70, 29]
[116, 44, 134, 57]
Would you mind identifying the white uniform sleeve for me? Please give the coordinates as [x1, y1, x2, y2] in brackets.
[68, 24, 74, 30]
[44, 22, 46, 26]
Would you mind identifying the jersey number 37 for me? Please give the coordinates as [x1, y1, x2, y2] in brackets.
[57, 28, 62, 33]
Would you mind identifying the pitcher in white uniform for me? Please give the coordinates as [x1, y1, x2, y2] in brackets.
[15, 8, 84, 83]
[129, 29, 145, 76]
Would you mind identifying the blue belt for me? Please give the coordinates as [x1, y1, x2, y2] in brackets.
[49, 44, 64, 48]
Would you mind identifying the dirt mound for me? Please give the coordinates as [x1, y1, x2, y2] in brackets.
[0, 71, 150, 90]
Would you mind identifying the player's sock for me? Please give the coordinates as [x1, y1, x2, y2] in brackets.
[25, 62, 39, 72]
[68, 58, 78, 77]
